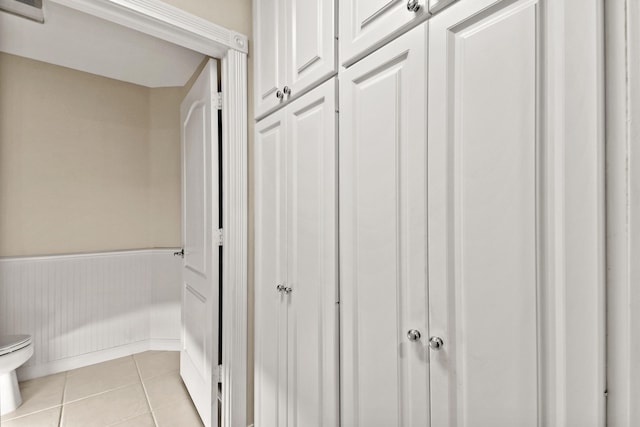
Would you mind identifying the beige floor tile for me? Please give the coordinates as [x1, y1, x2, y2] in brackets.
[133, 351, 179, 380]
[1, 373, 66, 421]
[1, 406, 61, 427]
[61, 383, 150, 427]
[64, 356, 139, 402]
[153, 399, 203, 427]
[108, 413, 155, 427]
[143, 371, 190, 410]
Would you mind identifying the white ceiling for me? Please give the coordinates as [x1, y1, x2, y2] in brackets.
[0, 1, 206, 87]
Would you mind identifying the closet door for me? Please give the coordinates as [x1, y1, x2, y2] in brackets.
[286, 79, 338, 427]
[339, 24, 428, 427]
[339, 0, 428, 66]
[285, 0, 336, 100]
[254, 110, 288, 427]
[428, 0, 541, 425]
[254, 0, 286, 118]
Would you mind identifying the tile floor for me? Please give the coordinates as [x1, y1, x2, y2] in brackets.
[1, 351, 204, 427]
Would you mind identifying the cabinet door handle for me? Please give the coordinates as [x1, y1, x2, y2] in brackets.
[276, 89, 284, 99]
[276, 284, 285, 292]
[283, 286, 292, 294]
[283, 86, 291, 96]
[407, 0, 421, 12]
[429, 336, 444, 350]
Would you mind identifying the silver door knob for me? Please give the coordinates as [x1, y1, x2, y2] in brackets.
[283, 86, 291, 96]
[407, 0, 421, 12]
[429, 336, 444, 350]
[283, 286, 292, 294]
[276, 89, 284, 99]
[407, 329, 421, 342]
[276, 284, 285, 292]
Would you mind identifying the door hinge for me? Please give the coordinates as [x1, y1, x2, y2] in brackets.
[217, 364, 223, 384]
[217, 228, 223, 246]
[216, 92, 223, 110]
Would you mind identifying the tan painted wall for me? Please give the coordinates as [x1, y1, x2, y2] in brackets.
[161, 0, 251, 35]
[0, 52, 184, 256]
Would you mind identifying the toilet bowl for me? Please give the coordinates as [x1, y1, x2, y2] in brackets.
[0, 335, 33, 416]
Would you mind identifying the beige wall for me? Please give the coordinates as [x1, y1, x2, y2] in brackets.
[161, 0, 251, 35]
[0, 52, 183, 256]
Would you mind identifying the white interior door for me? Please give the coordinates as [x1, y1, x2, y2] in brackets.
[254, 109, 288, 427]
[286, 79, 338, 427]
[180, 58, 220, 427]
[428, 1, 541, 425]
[339, 24, 428, 427]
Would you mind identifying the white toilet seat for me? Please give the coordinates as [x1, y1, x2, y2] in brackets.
[0, 335, 32, 357]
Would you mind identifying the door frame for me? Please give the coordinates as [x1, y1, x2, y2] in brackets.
[46, 1, 248, 426]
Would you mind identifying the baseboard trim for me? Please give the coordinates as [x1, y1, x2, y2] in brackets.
[17, 339, 181, 381]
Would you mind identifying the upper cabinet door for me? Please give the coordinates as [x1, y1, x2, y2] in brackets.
[339, 24, 428, 427]
[429, 0, 456, 14]
[339, 0, 428, 66]
[285, 0, 336, 101]
[255, 0, 287, 118]
[286, 79, 338, 427]
[254, 110, 289, 427]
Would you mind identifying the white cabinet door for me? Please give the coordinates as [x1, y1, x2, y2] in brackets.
[339, 24, 428, 427]
[429, 0, 456, 14]
[339, 0, 428, 67]
[254, 110, 288, 427]
[285, 0, 336, 101]
[180, 58, 219, 427]
[254, 0, 286, 118]
[286, 79, 338, 427]
[427, 1, 543, 425]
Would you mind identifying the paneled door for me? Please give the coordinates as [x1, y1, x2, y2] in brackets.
[428, 0, 542, 425]
[180, 58, 220, 427]
[339, 24, 428, 427]
[286, 79, 338, 427]
[254, 109, 288, 427]
[339, 0, 428, 66]
[285, 0, 336, 101]
[254, 0, 287, 117]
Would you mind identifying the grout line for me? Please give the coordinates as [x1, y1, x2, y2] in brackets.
[133, 354, 159, 427]
[57, 371, 68, 427]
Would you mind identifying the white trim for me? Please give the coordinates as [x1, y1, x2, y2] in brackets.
[49, 0, 248, 56]
[221, 49, 248, 427]
[0, 248, 180, 262]
[17, 2, 250, 426]
[17, 339, 180, 381]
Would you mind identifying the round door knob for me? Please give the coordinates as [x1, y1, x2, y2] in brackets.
[407, 329, 421, 342]
[283, 86, 291, 96]
[429, 336, 444, 350]
[283, 286, 292, 294]
[407, 0, 421, 12]
[276, 284, 285, 292]
[276, 89, 284, 99]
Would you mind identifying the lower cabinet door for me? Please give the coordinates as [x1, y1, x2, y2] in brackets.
[254, 109, 288, 427]
[427, 0, 550, 426]
[286, 78, 339, 427]
[339, 24, 429, 427]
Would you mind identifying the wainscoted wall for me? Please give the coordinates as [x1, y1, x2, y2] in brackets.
[0, 249, 181, 380]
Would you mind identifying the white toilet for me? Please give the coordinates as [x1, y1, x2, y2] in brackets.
[0, 335, 33, 416]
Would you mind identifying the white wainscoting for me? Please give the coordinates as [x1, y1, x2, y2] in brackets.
[0, 249, 182, 380]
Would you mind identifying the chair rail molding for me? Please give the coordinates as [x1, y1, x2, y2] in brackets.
[32, 2, 250, 427]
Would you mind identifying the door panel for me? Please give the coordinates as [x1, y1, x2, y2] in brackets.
[339, 25, 428, 427]
[254, 111, 288, 427]
[428, 1, 541, 426]
[286, 79, 338, 427]
[255, 0, 286, 118]
[286, 0, 336, 100]
[180, 58, 219, 427]
[339, 0, 427, 66]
